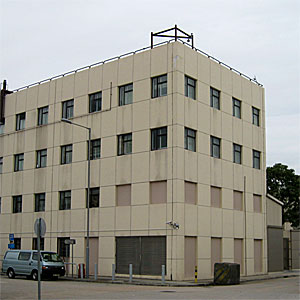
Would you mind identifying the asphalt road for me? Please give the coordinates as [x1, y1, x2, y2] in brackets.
[0, 276, 299, 299]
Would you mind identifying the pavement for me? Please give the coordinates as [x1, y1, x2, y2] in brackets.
[61, 269, 300, 287]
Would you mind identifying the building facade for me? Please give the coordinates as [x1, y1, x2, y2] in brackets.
[0, 38, 267, 280]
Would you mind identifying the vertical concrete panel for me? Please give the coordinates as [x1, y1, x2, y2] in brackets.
[184, 236, 196, 279]
[254, 239, 262, 273]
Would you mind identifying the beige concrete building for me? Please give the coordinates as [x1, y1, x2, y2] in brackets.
[0, 31, 267, 280]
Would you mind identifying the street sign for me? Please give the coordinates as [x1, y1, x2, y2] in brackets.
[8, 243, 15, 249]
[64, 239, 76, 245]
[34, 218, 46, 237]
[9, 234, 14, 241]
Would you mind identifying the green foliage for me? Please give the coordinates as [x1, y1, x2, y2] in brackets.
[267, 163, 300, 228]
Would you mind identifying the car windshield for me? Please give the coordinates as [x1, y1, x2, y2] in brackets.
[41, 252, 63, 262]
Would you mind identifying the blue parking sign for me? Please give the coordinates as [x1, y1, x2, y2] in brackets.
[8, 243, 15, 249]
[9, 234, 14, 242]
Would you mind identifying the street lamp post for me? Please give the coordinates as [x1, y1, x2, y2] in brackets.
[62, 118, 91, 279]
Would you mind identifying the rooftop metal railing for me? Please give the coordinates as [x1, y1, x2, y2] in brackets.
[10, 38, 262, 92]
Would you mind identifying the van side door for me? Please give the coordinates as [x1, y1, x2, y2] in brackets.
[17, 252, 32, 275]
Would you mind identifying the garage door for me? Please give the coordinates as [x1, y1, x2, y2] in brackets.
[116, 236, 166, 275]
[267, 226, 283, 272]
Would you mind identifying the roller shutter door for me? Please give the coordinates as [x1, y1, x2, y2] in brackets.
[116, 236, 166, 275]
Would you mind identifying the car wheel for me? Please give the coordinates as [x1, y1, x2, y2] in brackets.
[7, 269, 15, 279]
[32, 270, 38, 281]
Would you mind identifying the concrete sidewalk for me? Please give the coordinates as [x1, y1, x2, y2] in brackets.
[62, 269, 300, 287]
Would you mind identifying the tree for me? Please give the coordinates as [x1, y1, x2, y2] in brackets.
[267, 163, 300, 228]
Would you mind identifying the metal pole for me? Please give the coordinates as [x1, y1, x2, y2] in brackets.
[86, 128, 91, 279]
[37, 218, 41, 300]
[129, 264, 132, 283]
[72, 244, 74, 278]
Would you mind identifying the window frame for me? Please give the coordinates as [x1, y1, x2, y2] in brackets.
[0, 121, 4, 134]
[89, 139, 101, 160]
[13, 195, 22, 213]
[151, 127, 167, 151]
[59, 190, 71, 210]
[86, 187, 100, 208]
[61, 144, 72, 165]
[35, 193, 46, 212]
[253, 150, 261, 169]
[152, 74, 167, 98]
[14, 153, 24, 172]
[184, 127, 196, 152]
[185, 75, 196, 100]
[210, 87, 220, 110]
[211, 136, 221, 158]
[38, 106, 48, 125]
[62, 99, 74, 119]
[233, 143, 242, 164]
[32, 237, 45, 250]
[119, 83, 133, 106]
[16, 112, 26, 131]
[89, 91, 102, 113]
[252, 107, 260, 126]
[118, 133, 132, 156]
[36, 149, 47, 168]
[232, 98, 241, 118]
[57, 237, 70, 258]
[0, 157, 3, 174]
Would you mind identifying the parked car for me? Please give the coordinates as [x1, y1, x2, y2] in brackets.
[2, 250, 65, 280]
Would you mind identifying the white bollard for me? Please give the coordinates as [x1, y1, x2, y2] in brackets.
[162, 265, 165, 284]
[129, 264, 133, 283]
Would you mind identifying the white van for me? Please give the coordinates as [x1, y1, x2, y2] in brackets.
[2, 250, 65, 280]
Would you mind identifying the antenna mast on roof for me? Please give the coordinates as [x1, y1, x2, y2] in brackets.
[151, 25, 194, 49]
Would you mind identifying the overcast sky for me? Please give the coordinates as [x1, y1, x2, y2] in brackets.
[1, 0, 299, 173]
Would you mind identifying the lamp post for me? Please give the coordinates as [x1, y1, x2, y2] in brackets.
[61, 118, 91, 279]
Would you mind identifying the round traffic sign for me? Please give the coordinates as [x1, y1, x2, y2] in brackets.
[34, 218, 46, 237]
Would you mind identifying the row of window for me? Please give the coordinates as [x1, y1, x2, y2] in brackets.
[0, 128, 261, 173]
[3, 184, 262, 213]
[6, 74, 261, 133]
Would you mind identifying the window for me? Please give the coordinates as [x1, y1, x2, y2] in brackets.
[151, 127, 167, 150]
[253, 194, 262, 213]
[14, 238, 21, 250]
[13, 195, 22, 213]
[233, 191, 243, 211]
[62, 99, 74, 119]
[184, 128, 196, 152]
[32, 238, 45, 250]
[119, 83, 133, 106]
[118, 133, 132, 155]
[89, 139, 101, 160]
[210, 87, 220, 109]
[57, 237, 70, 258]
[86, 187, 99, 208]
[233, 98, 241, 118]
[211, 186, 221, 208]
[0, 157, 2, 173]
[152, 74, 167, 98]
[252, 107, 260, 126]
[116, 184, 131, 206]
[254, 239, 262, 273]
[0, 121, 4, 134]
[211, 237, 222, 274]
[16, 112, 26, 131]
[233, 143, 242, 164]
[150, 181, 167, 204]
[36, 149, 47, 168]
[211, 136, 221, 158]
[185, 75, 196, 99]
[234, 239, 244, 274]
[89, 91, 102, 113]
[253, 150, 261, 169]
[35, 193, 45, 212]
[38, 106, 48, 125]
[61, 144, 72, 164]
[185, 181, 197, 204]
[59, 191, 71, 210]
[14, 153, 24, 171]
